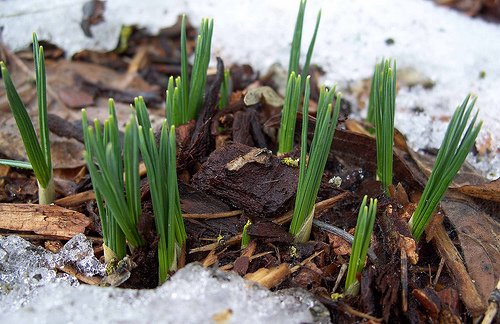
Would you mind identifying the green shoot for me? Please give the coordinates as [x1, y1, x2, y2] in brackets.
[300, 9, 321, 92]
[179, 15, 189, 124]
[290, 77, 341, 242]
[82, 109, 114, 260]
[366, 59, 381, 126]
[0, 33, 54, 204]
[373, 59, 396, 195]
[288, 0, 305, 77]
[278, 0, 321, 156]
[345, 196, 377, 296]
[278, 72, 302, 155]
[185, 16, 214, 121]
[241, 220, 252, 249]
[409, 95, 482, 241]
[135, 97, 186, 283]
[82, 100, 145, 258]
[166, 76, 183, 127]
[288, 0, 321, 92]
[219, 69, 230, 110]
[166, 16, 214, 126]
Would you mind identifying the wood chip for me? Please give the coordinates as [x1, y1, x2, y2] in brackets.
[54, 190, 96, 207]
[0, 203, 91, 239]
[244, 263, 290, 289]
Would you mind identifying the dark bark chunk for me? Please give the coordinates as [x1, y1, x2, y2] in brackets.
[192, 142, 299, 218]
[246, 222, 294, 244]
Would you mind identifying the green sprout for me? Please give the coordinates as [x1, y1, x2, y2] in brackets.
[290, 77, 341, 242]
[409, 94, 482, 241]
[241, 220, 252, 249]
[135, 97, 186, 283]
[166, 16, 214, 126]
[278, 0, 321, 156]
[288, 0, 321, 92]
[186, 17, 213, 120]
[278, 72, 302, 155]
[219, 69, 230, 110]
[82, 100, 145, 260]
[0, 33, 54, 204]
[366, 58, 383, 126]
[82, 108, 124, 261]
[166, 76, 183, 127]
[372, 59, 396, 195]
[345, 196, 377, 296]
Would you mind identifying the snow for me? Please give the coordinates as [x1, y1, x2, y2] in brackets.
[0, 235, 328, 324]
[0, 0, 499, 179]
[0, 234, 101, 313]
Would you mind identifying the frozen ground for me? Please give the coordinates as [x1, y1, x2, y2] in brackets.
[1, 0, 499, 178]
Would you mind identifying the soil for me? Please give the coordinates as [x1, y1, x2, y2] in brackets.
[0, 13, 499, 324]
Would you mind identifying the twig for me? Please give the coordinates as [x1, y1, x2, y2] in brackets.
[290, 250, 323, 273]
[274, 192, 350, 225]
[331, 263, 347, 294]
[433, 257, 445, 288]
[315, 192, 351, 212]
[481, 278, 500, 324]
[182, 210, 243, 219]
[189, 234, 242, 253]
[401, 248, 408, 313]
[189, 193, 350, 254]
[312, 218, 377, 262]
[431, 222, 486, 317]
[56, 263, 102, 286]
[54, 190, 96, 207]
[219, 251, 273, 271]
[339, 302, 382, 322]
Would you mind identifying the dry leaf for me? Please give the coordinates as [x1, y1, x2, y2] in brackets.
[243, 86, 284, 107]
[441, 196, 500, 304]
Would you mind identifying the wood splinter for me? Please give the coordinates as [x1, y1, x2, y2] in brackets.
[401, 248, 408, 313]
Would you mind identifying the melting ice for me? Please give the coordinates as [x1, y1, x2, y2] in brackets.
[0, 234, 330, 324]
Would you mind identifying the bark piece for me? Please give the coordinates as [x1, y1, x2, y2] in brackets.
[192, 142, 299, 218]
[412, 287, 442, 317]
[379, 204, 418, 265]
[233, 240, 257, 275]
[331, 129, 425, 191]
[0, 203, 90, 239]
[454, 178, 500, 203]
[232, 110, 254, 146]
[233, 255, 250, 276]
[178, 181, 232, 214]
[292, 260, 323, 287]
[190, 57, 225, 147]
[373, 204, 418, 321]
[246, 221, 294, 244]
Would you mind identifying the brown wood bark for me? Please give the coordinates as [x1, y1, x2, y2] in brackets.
[0, 203, 90, 239]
